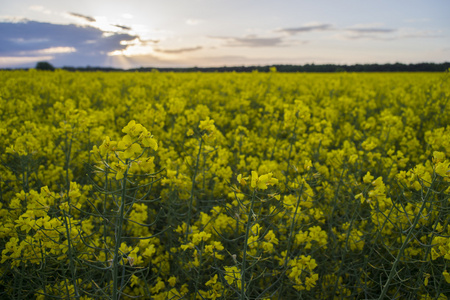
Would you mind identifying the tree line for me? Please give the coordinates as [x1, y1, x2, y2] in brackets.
[63, 62, 450, 73]
[15, 61, 450, 73]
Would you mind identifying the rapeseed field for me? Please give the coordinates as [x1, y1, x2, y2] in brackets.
[0, 69, 449, 299]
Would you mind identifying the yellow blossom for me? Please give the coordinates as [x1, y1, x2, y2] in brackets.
[250, 171, 278, 190]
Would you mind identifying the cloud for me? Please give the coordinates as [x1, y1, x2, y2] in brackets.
[68, 12, 96, 22]
[113, 24, 132, 31]
[29, 6, 52, 14]
[397, 29, 442, 39]
[154, 46, 202, 54]
[20, 46, 76, 55]
[210, 35, 286, 47]
[340, 25, 441, 41]
[0, 20, 138, 67]
[339, 23, 399, 40]
[346, 28, 396, 34]
[0, 55, 54, 68]
[277, 24, 333, 35]
[122, 14, 134, 19]
[186, 19, 203, 25]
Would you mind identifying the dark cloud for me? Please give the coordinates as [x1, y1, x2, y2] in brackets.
[154, 46, 202, 54]
[113, 24, 132, 31]
[68, 12, 96, 22]
[211, 35, 285, 47]
[0, 20, 137, 66]
[277, 24, 333, 34]
[340, 27, 439, 41]
[338, 26, 399, 40]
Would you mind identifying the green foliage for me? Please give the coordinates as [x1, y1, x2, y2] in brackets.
[35, 61, 55, 71]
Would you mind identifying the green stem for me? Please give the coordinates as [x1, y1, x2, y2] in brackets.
[186, 138, 203, 242]
[377, 180, 434, 299]
[285, 119, 298, 190]
[241, 189, 256, 300]
[15, 263, 24, 300]
[103, 156, 110, 279]
[285, 182, 304, 258]
[63, 210, 79, 298]
[194, 242, 204, 298]
[112, 160, 129, 300]
[25, 153, 30, 193]
[279, 181, 304, 297]
[65, 131, 73, 196]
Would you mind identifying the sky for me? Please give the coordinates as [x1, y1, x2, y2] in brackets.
[0, 0, 449, 69]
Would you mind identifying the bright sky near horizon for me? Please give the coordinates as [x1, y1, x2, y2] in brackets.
[0, 0, 449, 69]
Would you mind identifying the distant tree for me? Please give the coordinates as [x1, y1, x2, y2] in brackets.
[35, 61, 55, 71]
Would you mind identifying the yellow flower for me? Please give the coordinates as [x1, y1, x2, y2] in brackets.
[14, 215, 35, 233]
[363, 172, 374, 183]
[98, 136, 118, 156]
[433, 151, 446, 163]
[304, 273, 319, 291]
[168, 276, 177, 287]
[192, 231, 211, 245]
[205, 274, 218, 287]
[304, 159, 312, 171]
[355, 193, 366, 204]
[224, 266, 241, 288]
[251, 171, 259, 188]
[130, 274, 140, 287]
[139, 130, 158, 151]
[348, 154, 358, 164]
[237, 174, 248, 186]
[142, 244, 156, 259]
[443, 270, 450, 283]
[251, 171, 278, 190]
[247, 236, 259, 247]
[435, 161, 449, 177]
[181, 242, 195, 251]
[35, 215, 52, 230]
[112, 161, 128, 180]
[122, 120, 144, 137]
[151, 278, 166, 294]
[424, 273, 430, 286]
[118, 135, 142, 159]
[361, 137, 378, 151]
[199, 117, 215, 132]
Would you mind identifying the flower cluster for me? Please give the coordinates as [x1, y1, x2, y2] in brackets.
[0, 70, 449, 299]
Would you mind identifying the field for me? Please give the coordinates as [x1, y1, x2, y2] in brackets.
[0, 69, 449, 299]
